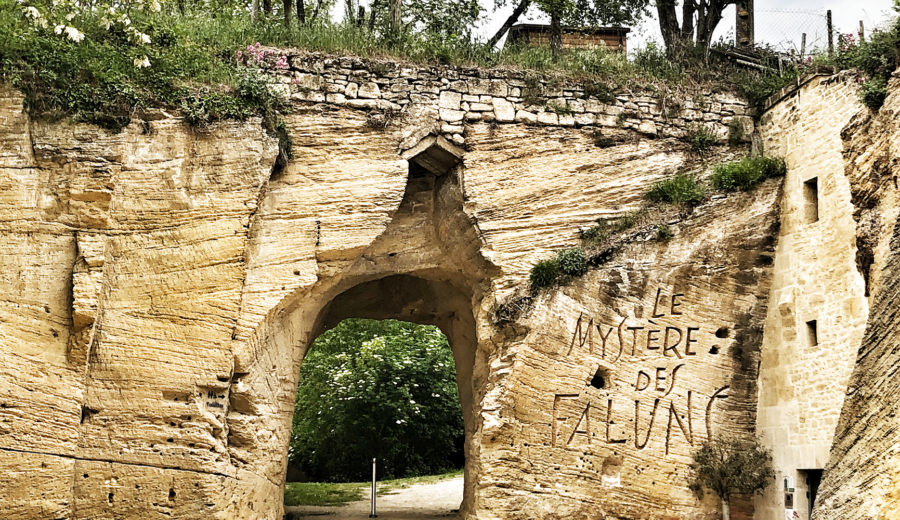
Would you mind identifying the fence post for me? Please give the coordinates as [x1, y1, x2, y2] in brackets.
[369, 458, 377, 518]
[800, 33, 806, 60]
[859, 20, 866, 42]
[827, 10, 834, 56]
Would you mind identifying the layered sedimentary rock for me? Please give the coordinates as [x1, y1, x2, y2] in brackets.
[0, 53, 868, 520]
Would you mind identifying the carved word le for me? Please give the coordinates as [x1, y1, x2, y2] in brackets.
[652, 288, 685, 318]
[551, 387, 728, 452]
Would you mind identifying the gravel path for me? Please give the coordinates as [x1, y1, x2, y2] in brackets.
[284, 476, 463, 519]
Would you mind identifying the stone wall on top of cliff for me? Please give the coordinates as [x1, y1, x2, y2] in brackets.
[258, 49, 752, 149]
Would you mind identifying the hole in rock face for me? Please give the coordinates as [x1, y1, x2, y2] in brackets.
[709, 346, 720, 355]
[715, 327, 729, 339]
[590, 368, 609, 389]
[108, 493, 113, 504]
[169, 489, 176, 500]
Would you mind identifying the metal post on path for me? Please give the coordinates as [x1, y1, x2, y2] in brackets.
[369, 458, 377, 518]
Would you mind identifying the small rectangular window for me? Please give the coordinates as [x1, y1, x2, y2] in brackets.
[804, 177, 819, 223]
[806, 320, 818, 347]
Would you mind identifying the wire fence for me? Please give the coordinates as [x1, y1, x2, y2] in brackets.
[754, 9, 830, 58]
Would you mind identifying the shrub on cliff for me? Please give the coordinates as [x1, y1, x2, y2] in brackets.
[688, 435, 774, 520]
[645, 173, 705, 205]
[290, 319, 464, 482]
[529, 258, 560, 289]
[834, 23, 900, 111]
[556, 247, 588, 277]
[710, 156, 786, 192]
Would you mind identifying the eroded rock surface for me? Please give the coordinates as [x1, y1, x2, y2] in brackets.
[0, 62, 894, 520]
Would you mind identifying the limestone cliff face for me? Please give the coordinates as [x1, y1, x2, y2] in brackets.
[0, 61, 781, 520]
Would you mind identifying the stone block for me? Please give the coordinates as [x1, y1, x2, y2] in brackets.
[638, 121, 657, 136]
[440, 109, 465, 123]
[291, 90, 326, 103]
[493, 98, 515, 123]
[439, 91, 462, 110]
[345, 83, 359, 99]
[537, 112, 559, 125]
[575, 113, 595, 126]
[358, 82, 381, 99]
[326, 93, 346, 104]
[515, 110, 537, 124]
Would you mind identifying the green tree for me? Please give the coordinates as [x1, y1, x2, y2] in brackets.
[290, 319, 464, 482]
[655, 0, 732, 56]
[688, 435, 775, 520]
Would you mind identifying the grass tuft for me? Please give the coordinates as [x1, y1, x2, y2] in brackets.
[646, 173, 705, 205]
[547, 100, 573, 116]
[710, 156, 786, 192]
[529, 258, 559, 290]
[687, 125, 719, 155]
[656, 224, 674, 241]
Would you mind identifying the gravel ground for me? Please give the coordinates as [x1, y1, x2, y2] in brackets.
[284, 476, 463, 519]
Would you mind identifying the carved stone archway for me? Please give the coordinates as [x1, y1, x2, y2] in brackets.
[226, 134, 496, 518]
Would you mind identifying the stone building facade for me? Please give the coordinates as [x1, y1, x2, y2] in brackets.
[755, 73, 868, 520]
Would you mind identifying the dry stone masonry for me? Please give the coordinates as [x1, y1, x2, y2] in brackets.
[0, 52, 898, 520]
[270, 50, 753, 147]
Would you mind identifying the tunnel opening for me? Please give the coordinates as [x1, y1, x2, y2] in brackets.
[281, 274, 479, 517]
[285, 317, 466, 511]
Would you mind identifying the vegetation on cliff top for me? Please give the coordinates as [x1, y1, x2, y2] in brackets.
[2, 0, 898, 134]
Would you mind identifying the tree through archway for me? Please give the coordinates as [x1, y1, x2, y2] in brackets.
[288, 318, 465, 483]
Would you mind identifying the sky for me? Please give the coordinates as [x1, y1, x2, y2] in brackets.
[471, 0, 898, 53]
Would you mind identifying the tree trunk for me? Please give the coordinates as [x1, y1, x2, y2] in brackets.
[389, 0, 401, 34]
[251, 0, 259, 23]
[656, 0, 684, 53]
[263, 0, 271, 15]
[283, 0, 291, 26]
[681, 0, 696, 40]
[309, 0, 322, 22]
[722, 497, 731, 520]
[296, 0, 305, 25]
[487, 0, 531, 48]
[697, 2, 727, 51]
[367, 0, 383, 31]
[549, 12, 562, 61]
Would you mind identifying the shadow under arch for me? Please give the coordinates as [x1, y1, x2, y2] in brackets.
[306, 274, 479, 513]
